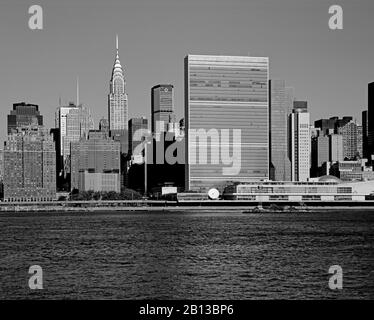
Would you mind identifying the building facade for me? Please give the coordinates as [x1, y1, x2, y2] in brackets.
[151, 84, 175, 134]
[311, 134, 329, 177]
[7, 102, 43, 134]
[290, 101, 310, 181]
[329, 134, 344, 163]
[128, 117, 149, 157]
[368, 82, 374, 160]
[55, 103, 94, 175]
[269, 80, 293, 181]
[362, 110, 369, 159]
[337, 120, 358, 160]
[70, 134, 121, 192]
[314, 116, 352, 135]
[223, 178, 368, 202]
[3, 126, 56, 201]
[184, 54, 269, 192]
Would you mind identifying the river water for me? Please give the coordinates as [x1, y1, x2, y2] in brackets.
[0, 210, 373, 299]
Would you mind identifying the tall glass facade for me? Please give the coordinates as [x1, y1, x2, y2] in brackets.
[269, 80, 293, 181]
[185, 55, 269, 192]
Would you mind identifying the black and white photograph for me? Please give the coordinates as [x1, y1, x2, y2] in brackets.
[0, 0, 373, 309]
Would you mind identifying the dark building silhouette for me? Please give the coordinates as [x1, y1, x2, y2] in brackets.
[362, 110, 369, 159]
[368, 82, 374, 161]
[7, 102, 43, 134]
[128, 117, 148, 156]
[314, 116, 352, 135]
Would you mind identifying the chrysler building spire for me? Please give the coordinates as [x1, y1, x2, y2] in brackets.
[108, 35, 128, 132]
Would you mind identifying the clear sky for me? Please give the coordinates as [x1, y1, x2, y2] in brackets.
[0, 0, 373, 143]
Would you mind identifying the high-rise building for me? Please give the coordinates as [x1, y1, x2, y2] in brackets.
[362, 110, 369, 159]
[128, 117, 149, 157]
[185, 55, 269, 191]
[55, 102, 94, 175]
[7, 102, 43, 134]
[314, 116, 352, 135]
[329, 134, 344, 163]
[108, 35, 128, 132]
[70, 134, 121, 192]
[357, 125, 363, 159]
[151, 84, 175, 134]
[311, 134, 329, 177]
[3, 125, 56, 201]
[0, 148, 3, 198]
[290, 101, 310, 181]
[368, 82, 374, 160]
[338, 120, 358, 160]
[0, 148, 3, 182]
[269, 80, 293, 181]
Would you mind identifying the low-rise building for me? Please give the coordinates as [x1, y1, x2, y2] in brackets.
[223, 176, 374, 202]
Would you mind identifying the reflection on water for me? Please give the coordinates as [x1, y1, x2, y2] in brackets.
[0, 210, 373, 299]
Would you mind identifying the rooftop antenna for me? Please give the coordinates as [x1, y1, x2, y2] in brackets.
[76, 76, 80, 106]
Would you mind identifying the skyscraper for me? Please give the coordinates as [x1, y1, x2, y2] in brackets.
[329, 134, 344, 163]
[314, 116, 352, 134]
[290, 101, 310, 181]
[7, 102, 43, 134]
[70, 134, 121, 192]
[269, 80, 293, 181]
[108, 35, 128, 132]
[362, 110, 369, 159]
[0, 148, 3, 183]
[357, 125, 363, 159]
[184, 55, 269, 191]
[128, 117, 149, 157]
[367, 82, 374, 160]
[55, 102, 94, 175]
[151, 84, 175, 134]
[337, 120, 358, 160]
[3, 125, 56, 201]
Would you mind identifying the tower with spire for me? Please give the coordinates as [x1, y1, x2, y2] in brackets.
[108, 35, 128, 132]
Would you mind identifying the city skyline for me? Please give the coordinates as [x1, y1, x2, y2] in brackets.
[0, 0, 373, 144]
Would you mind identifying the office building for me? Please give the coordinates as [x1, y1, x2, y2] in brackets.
[337, 120, 358, 160]
[70, 134, 121, 192]
[311, 134, 329, 177]
[184, 54, 269, 191]
[3, 125, 56, 202]
[108, 35, 128, 132]
[269, 80, 293, 181]
[290, 101, 310, 181]
[314, 116, 352, 135]
[7, 102, 43, 134]
[368, 82, 374, 160]
[357, 125, 363, 159]
[329, 134, 344, 163]
[55, 102, 94, 175]
[0, 149, 3, 183]
[362, 110, 369, 159]
[330, 159, 374, 181]
[128, 117, 149, 157]
[151, 84, 175, 134]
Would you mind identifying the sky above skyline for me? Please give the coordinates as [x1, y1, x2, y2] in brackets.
[0, 0, 373, 143]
